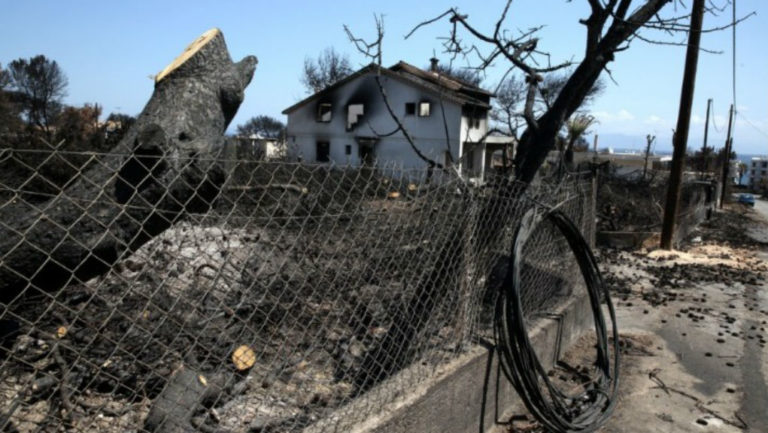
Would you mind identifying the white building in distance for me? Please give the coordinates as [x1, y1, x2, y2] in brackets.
[749, 156, 768, 190]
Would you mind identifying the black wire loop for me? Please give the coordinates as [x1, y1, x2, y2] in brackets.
[495, 208, 620, 433]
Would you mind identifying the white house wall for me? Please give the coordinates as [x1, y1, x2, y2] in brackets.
[749, 158, 768, 189]
[459, 115, 491, 177]
[460, 115, 489, 144]
[285, 73, 466, 170]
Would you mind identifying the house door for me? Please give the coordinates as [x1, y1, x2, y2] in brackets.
[316, 141, 330, 162]
[359, 143, 375, 166]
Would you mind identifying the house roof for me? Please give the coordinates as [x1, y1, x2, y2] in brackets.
[388, 61, 492, 97]
[281, 61, 491, 115]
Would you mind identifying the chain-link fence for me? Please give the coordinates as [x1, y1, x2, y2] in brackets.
[597, 169, 715, 240]
[0, 147, 594, 433]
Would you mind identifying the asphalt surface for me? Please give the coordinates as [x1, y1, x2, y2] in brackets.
[593, 207, 768, 432]
[753, 197, 768, 221]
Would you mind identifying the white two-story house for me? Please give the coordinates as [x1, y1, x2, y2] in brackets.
[282, 60, 512, 180]
[749, 156, 768, 190]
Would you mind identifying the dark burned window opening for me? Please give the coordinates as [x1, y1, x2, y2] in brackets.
[316, 141, 330, 162]
[418, 101, 431, 117]
[463, 107, 485, 129]
[317, 103, 332, 123]
[345, 144, 352, 155]
[347, 103, 364, 130]
[405, 102, 416, 116]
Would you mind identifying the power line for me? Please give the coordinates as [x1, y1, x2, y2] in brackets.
[736, 112, 768, 140]
[732, 0, 737, 134]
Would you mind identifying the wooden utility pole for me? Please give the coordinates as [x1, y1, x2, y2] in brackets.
[643, 134, 655, 181]
[703, 99, 712, 149]
[660, 0, 705, 250]
[702, 98, 712, 172]
[719, 104, 735, 208]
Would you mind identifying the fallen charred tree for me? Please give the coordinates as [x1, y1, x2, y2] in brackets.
[0, 28, 257, 304]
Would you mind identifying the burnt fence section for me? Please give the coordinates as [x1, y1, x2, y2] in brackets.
[596, 170, 716, 245]
[675, 180, 716, 242]
[0, 148, 593, 433]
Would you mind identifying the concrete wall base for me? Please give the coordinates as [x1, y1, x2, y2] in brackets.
[306, 293, 593, 433]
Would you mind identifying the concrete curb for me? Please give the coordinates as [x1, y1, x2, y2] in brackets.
[306, 293, 593, 433]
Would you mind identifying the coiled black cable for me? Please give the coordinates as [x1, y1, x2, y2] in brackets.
[495, 208, 619, 433]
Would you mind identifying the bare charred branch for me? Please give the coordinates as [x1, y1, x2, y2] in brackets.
[344, 14, 385, 65]
[348, 0, 750, 191]
[631, 32, 723, 53]
[345, 18, 446, 171]
[373, 75, 442, 170]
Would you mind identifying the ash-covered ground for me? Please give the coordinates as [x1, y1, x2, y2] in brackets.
[0, 172, 497, 433]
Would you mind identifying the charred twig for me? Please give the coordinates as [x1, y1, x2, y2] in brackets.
[226, 184, 307, 194]
[0, 396, 22, 432]
[648, 369, 748, 429]
[0, 372, 63, 429]
[630, 32, 723, 53]
[51, 344, 76, 422]
[648, 368, 671, 395]
[637, 10, 755, 32]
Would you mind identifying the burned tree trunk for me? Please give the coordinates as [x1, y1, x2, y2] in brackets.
[0, 28, 257, 303]
[143, 365, 224, 433]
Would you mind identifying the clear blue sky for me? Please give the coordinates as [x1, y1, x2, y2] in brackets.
[2, 1, 766, 155]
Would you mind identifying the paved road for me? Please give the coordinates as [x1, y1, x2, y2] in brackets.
[753, 197, 768, 222]
[742, 196, 768, 243]
[597, 205, 768, 433]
